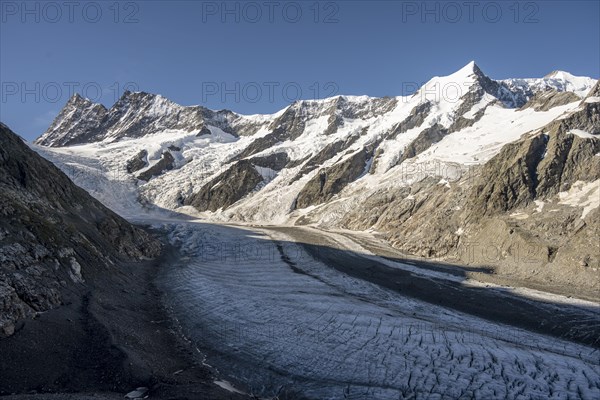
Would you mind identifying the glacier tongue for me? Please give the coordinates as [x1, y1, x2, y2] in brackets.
[155, 218, 600, 399]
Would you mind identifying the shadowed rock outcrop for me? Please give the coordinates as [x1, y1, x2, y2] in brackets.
[248, 152, 290, 170]
[292, 133, 362, 182]
[387, 101, 432, 139]
[137, 151, 175, 181]
[0, 123, 160, 337]
[398, 124, 449, 163]
[126, 149, 148, 173]
[196, 125, 212, 137]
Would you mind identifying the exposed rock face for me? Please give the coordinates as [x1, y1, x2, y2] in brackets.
[468, 133, 548, 216]
[519, 90, 580, 111]
[196, 125, 212, 137]
[233, 131, 285, 160]
[448, 106, 488, 133]
[295, 147, 373, 208]
[267, 104, 307, 141]
[137, 151, 175, 181]
[184, 160, 263, 212]
[398, 124, 449, 163]
[0, 123, 161, 337]
[387, 102, 431, 139]
[292, 133, 361, 182]
[249, 152, 290, 170]
[470, 95, 600, 217]
[320, 96, 398, 136]
[36, 93, 108, 146]
[535, 131, 600, 197]
[126, 149, 148, 173]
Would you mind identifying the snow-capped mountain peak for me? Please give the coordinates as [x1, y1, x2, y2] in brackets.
[35, 93, 108, 146]
[35, 63, 596, 152]
[502, 70, 596, 99]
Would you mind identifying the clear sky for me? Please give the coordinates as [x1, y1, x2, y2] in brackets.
[1, 0, 599, 141]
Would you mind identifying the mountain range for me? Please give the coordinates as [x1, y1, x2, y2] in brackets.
[32, 61, 600, 296]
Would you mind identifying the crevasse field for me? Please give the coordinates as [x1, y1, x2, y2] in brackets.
[154, 220, 599, 400]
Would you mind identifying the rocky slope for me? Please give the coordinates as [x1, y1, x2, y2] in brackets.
[0, 123, 161, 337]
[32, 62, 600, 296]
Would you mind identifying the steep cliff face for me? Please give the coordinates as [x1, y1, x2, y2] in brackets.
[468, 133, 548, 216]
[0, 123, 161, 337]
[35, 93, 109, 146]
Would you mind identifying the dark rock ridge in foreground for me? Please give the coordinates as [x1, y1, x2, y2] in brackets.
[0, 122, 161, 337]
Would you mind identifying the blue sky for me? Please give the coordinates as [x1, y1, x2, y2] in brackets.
[1, 0, 599, 141]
